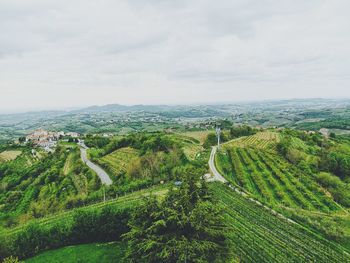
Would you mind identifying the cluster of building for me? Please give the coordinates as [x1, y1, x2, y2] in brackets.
[26, 129, 80, 151]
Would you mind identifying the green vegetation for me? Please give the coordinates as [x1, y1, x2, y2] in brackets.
[215, 129, 350, 249]
[124, 166, 228, 263]
[0, 185, 167, 260]
[0, 145, 101, 229]
[25, 242, 126, 263]
[216, 131, 336, 211]
[2, 121, 350, 262]
[0, 151, 22, 163]
[99, 147, 140, 180]
[213, 183, 349, 262]
[86, 132, 208, 195]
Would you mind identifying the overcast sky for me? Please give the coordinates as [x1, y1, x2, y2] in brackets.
[0, 0, 349, 112]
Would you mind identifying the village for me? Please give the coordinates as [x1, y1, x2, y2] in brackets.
[25, 129, 80, 152]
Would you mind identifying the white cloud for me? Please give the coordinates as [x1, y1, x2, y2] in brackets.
[0, 0, 349, 112]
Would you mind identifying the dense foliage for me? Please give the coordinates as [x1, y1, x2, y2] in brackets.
[0, 205, 132, 260]
[124, 166, 229, 263]
[0, 144, 102, 228]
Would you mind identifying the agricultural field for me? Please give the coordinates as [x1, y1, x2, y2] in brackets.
[180, 130, 212, 144]
[3, 181, 348, 262]
[216, 131, 338, 212]
[1, 184, 167, 238]
[0, 145, 102, 229]
[0, 185, 168, 260]
[0, 150, 22, 162]
[212, 183, 349, 262]
[26, 242, 126, 263]
[98, 147, 140, 180]
[182, 143, 204, 160]
[223, 131, 281, 150]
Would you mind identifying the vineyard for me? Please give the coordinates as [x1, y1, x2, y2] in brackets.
[224, 131, 281, 150]
[98, 147, 140, 180]
[1, 184, 167, 237]
[212, 183, 350, 262]
[216, 132, 339, 212]
[0, 150, 22, 162]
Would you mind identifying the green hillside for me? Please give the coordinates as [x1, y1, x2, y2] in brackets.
[2, 182, 349, 262]
[215, 130, 350, 250]
[0, 144, 102, 230]
[213, 183, 349, 262]
[216, 131, 339, 211]
[98, 147, 140, 181]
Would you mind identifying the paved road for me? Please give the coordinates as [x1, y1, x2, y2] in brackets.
[79, 143, 113, 186]
[208, 146, 228, 183]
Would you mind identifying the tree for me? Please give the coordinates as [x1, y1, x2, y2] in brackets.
[123, 166, 229, 263]
[204, 133, 217, 148]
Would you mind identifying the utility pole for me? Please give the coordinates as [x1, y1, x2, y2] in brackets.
[216, 127, 221, 150]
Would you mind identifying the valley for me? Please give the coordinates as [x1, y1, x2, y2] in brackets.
[1, 100, 350, 262]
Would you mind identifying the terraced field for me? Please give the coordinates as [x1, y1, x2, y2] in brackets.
[213, 183, 349, 262]
[0, 150, 22, 162]
[98, 147, 140, 180]
[224, 131, 281, 150]
[1, 184, 168, 237]
[180, 131, 211, 144]
[216, 132, 338, 212]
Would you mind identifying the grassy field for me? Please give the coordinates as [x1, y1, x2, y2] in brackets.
[180, 130, 212, 144]
[99, 147, 140, 179]
[25, 242, 126, 263]
[216, 132, 338, 212]
[212, 183, 350, 262]
[182, 143, 204, 160]
[0, 150, 22, 162]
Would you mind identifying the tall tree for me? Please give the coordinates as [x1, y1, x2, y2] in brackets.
[123, 166, 229, 263]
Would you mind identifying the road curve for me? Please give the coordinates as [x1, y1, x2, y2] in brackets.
[79, 143, 113, 186]
[208, 146, 228, 183]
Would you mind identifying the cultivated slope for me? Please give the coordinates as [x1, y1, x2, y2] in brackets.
[212, 183, 349, 262]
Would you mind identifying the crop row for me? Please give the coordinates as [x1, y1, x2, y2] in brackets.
[212, 183, 349, 262]
[218, 146, 338, 212]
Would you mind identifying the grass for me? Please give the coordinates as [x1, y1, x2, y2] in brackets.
[0, 150, 22, 162]
[180, 130, 212, 145]
[63, 152, 74, 175]
[212, 183, 350, 262]
[99, 147, 140, 179]
[182, 143, 204, 160]
[25, 242, 127, 263]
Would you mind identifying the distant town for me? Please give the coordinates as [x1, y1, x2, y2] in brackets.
[25, 129, 80, 152]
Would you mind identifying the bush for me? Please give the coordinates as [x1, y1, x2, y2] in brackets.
[0, 206, 133, 260]
[316, 172, 350, 207]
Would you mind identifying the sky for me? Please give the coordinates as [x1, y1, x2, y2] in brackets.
[0, 0, 350, 113]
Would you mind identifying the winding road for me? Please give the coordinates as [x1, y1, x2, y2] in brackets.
[208, 146, 228, 183]
[79, 142, 113, 186]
